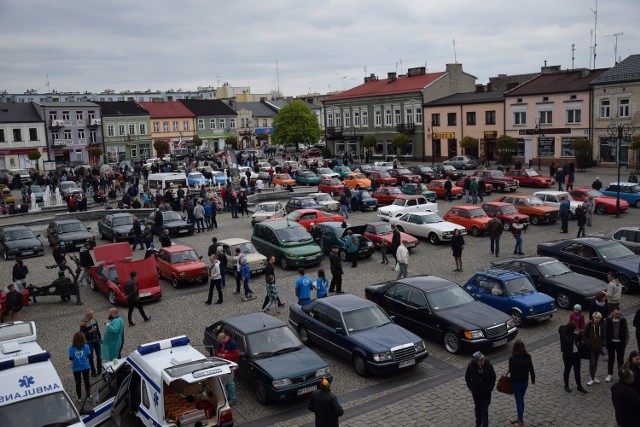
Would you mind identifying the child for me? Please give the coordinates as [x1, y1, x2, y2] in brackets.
[316, 269, 329, 299]
[263, 274, 279, 313]
[380, 239, 389, 264]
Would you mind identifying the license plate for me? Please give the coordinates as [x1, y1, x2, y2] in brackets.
[537, 314, 551, 321]
[76, 243, 83, 248]
[297, 385, 317, 396]
[492, 338, 508, 347]
[21, 251, 33, 256]
[179, 229, 188, 233]
[253, 269, 263, 274]
[139, 292, 151, 298]
[306, 256, 316, 261]
[399, 359, 415, 368]
[510, 186, 517, 190]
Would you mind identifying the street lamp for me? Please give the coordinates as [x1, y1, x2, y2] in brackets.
[534, 119, 544, 171]
[607, 123, 636, 217]
[426, 121, 437, 167]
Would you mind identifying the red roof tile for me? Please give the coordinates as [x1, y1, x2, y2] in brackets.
[505, 68, 609, 96]
[138, 101, 195, 118]
[323, 72, 447, 102]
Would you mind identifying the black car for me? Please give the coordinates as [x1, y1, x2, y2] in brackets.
[408, 165, 442, 183]
[285, 196, 322, 213]
[98, 213, 136, 242]
[537, 237, 640, 293]
[46, 219, 95, 250]
[365, 275, 517, 354]
[203, 313, 331, 405]
[0, 225, 44, 260]
[144, 210, 194, 236]
[433, 165, 466, 180]
[491, 257, 606, 310]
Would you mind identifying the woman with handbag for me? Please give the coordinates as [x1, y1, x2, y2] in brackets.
[584, 311, 605, 386]
[508, 340, 535, 427]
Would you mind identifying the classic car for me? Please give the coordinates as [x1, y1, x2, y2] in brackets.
[365, 276, 517, 354]
[505, 169, 555, 188]
[434, 164, 465, 180]
[481, 202, 529, 231]
[296, 170, 321, 186]
[97, 213, 135, 242]
[386, 168, 422, 184]
[156, 245, 209, 288]
[365, 170, 397, 186]
[400, 182, 437, 202]
[317, 167, 340, 180]
[285, 196, 323, 213]
[272, 173, 296, 187]
[343, 173, 372, 190]
[0, 225, 44, 259]
[318, 178, 345, 196]
[372, 186, 405, 205]
[471, 170, 519, 192]
[356, 190, 378, 211]
[533, 190, 581, 217]
[454, 177, 494, 195]
[46, 219, 95, 250]
[427, 179, 464, 199]
[442, 155, 478, 170]
[443, 205, 491, 237]
[316, 222, 375, 260]
[492, 194, 559, 225]
[289, 294, 428, 376]
[389, 212, 467, 245]
[59, 181, 84, 200]
[251, 219, 323, 269]
[286, 209, 344, 231]
[363, 222, 419, 250]
[187, 172, 210, 188]
[602, 182, 640, 208]
[408, 165, 442, 183]
[219, 238, 267, 275]
[251, 201, 286, 226]
[211, 170, 228, 185]
[308, 192, 340, 212]
[591, 226, 640, 254]
[569, 187, 629, 214]
[332, 165, 352, 179]
[377, 195, 438, 221]
[144, 210, 194, 236]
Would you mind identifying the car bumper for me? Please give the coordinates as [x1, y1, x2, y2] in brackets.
[268, 375, 331, 402]
[285, 253, 324, 267]
[176, 275, 208, 285]
[525, 309, 556, 322]
[366, 350, 428, 375]
[4, 247, 44, 259]
[461, 328, 518, 352]
[168, 227, 194, 236]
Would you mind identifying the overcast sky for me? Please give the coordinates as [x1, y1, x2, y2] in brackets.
[1, 0, 638, 98]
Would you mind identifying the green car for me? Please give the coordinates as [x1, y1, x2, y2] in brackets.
[400, 182, 437, 203]
[333, 165, 352, 179]
[251, 219, 324, 269]
[296, 170, 321, 186]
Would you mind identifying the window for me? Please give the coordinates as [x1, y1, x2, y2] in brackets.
[384, 109, 392, 126]
[29, 128, 38, 141]
[78, 129, 85, 140]
[485, 110, 496, 125]
[230, 118, 236, 128]
[62, 111, 69, 120]
[431, 113, 440, 127]
[75, 111, 83, 121]
[88, 111, 96, 120]
[466, 112, 476, 125]
[335, 112, 341, 127]
[416, 107, 422, 124]
[447, 113, 457, 126]
[107, 125, 115, 137]
[139, 123, 146, 135]
[566, 108, 581, 124]
[405, 107, 413, 124]
[12, 129, 22, 142]
[407, 290, 427, 308]
[344, 111, 350, 127]
[0, 129, 4, 142]
[510, 138, 526, 156]
[198, 119, 205, 130]
[210, 118, 216, 129]
[539, 110, 553, 125]
[619, 98, 630, 118]
[163, 122, 169, 132]
[262, 119, 267, 127]
[394, 108, 401, 125]
[513, 111, 526, 125]
[561, 137, 577, 157]
[64, 130, 72, 140]
[51, 132, 58, 142]
[538, 137, 555, 157]
[128, 123, 135, 135]
[327, 112, 334, 127]
[173, 121, 179, 131]
[153, 122, 160, 132]
[49, 111, 57, 121]
[353, 111, 360, 127]
[362, 110, 368, 126]
[374, 110, 381, 127]
[118, 124, 126, 136]
[600, 98, 610, 118]
[218, 119, 225, 129]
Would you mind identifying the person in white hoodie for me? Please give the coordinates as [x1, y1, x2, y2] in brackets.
[205, 254, 223, 305]
[396, 240, 409, 280]
[606, 271, 623, 311]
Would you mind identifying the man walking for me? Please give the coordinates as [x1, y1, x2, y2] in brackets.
[193, 200, 206, 233]
[511, 217, 525, 255]
[308, 377, 344, 427]
[344, 229, 359, 268]
[559, 196, 570, 233]
[261, 255, 285, 309]
[391, 224, 401, 262]
[124, 271, 150, 326]
[131, 216, 144, 250]
[11, 258, 28, 287]
[328, 246, 344, 294]
[605, 306, 629, 382]
[396, 240, 409, 279]
[488, 216, 503, 257]
[153, 208, 164, 236]
[205, 254, 223, 305]
[6, 283, 23, 321]
[78, 242, 95, 287]
[465, 351, 496, 427]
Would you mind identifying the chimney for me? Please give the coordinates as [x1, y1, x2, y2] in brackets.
[387, 72, 397, 82]
[228, 99, 235, 106]
[475, 84, 485, 93]
[580, 69, 590, 78]
[408, 66, 426, 76]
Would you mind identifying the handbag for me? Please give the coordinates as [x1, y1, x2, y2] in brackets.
[395, 262, 400, 272]
[578, 339, 591, 360]
[496, 372, 513, 394]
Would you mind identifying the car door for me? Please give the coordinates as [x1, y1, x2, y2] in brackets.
[157, 249, 171, 277]
[110, 371, 136, 426]
[230, 328, 253, 382]
[468, 275, 507, 311]
[103, 216, 113, 239]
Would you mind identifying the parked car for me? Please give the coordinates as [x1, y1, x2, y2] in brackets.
[427, 179, 464, 200]
[285, 196, 323, 213]
[289, 294, 428, 376]
[23, 185, 45, 203]
[317, 167, 340, 180]
[144, 210, 194, 236]
[343, 173, 372, 190]
[505, 169, 555, 187]
[408, 165, 442, 183]
[332, 165, 352, 179]
[377, 195, 438, 221]
[218, 238, 267, 275]
[0, 184, 14, 204]
[316, 222, 375, 260]
[390, 212, 467, 245]
[442, 155, 478, 170]
[533, 190, 581, 218]
[187, 172, 209, 188]
[364, 276, 517, 354]
[463, 268, 556, 326]
[400, 182, 437, 202]
[472, 170, 519, 192]
[481, 202, 529, 231]
[46, 219, 95, 250]
[211, 170, 228, 186]
[97, 213, 135, 242]
[454, 177, 494, 196]
[570, 187, 629, 214]
[286, 209, 344, 231]
[434, 164, 465, 180]
[272, 173, 296, 187]
[386, 168, 422, 184]
[156, 245, 209, 288]
[89, 243, 162, 304]
[601, 182, 640, 208]
[251, 219, 323, 269]
[364, 221, 419, 250]
[308, 192, 340, 211]
[318, 178, 345, 196]
[59, 181, 84, 200]
[536, 237, 640, 293]
[296, 170, 320, 186]
[258, 166, 272, 181]
[443, 205, 491, 237]
[492, 194, 559, 225]
[365, 170, 397, 186]
[491, 257, 606, 310]
[372, 186, 405, 205]
[591, 226, 640, 254]
[251, 201, 286, 226]
[356, 190, 378, 211]
[0, 225, 44, 259]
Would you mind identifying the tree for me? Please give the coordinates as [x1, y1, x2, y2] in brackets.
[496, 135, 517, 166]
[271, 100, 322, 149]
[192, 135, 203, 149]
[27, 151, 42, 161]
[391, 134, 411, 155]
[362, 135, 377, 161]
[571, 138, 593, 171]
[225, 135, 238, 150]
[459, 136, 479, 155]
[153, 139, 169, 156]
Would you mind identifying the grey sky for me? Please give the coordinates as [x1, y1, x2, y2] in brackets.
[1, 0, 638, 97]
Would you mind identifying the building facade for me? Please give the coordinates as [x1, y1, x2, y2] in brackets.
[179, 99, 237, 152]
[230, 101, 278, 149]
[96, 101, 152, 164]
[0, 103, 47, 170]
[138, 101, 195, 156]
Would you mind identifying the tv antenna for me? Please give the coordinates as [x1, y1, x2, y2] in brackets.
[571, 44, 575, 69]
[453, 39, 457, 64]
[45, 74, 50, 93]
[605, 32, 624, 64]
[590, 0, 598, 68]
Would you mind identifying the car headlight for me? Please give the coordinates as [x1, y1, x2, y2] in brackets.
[315, 367, 330, 377]
[373, 351, 393, 362]
[272, 378, 292, 389]
[33, 246, 41, 250]
[507, 319, 516, 329]
[414, 341, 426, 352]
[528, 307, 535, 313]
[550, 302, 555, 309]
[464, 330, 485, 340]
[180, 272, 186, 277]
[366, 241, 374, 247]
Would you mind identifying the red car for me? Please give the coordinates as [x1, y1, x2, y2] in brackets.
[387, 168, 422, 184]
[285, 209, 344, 231]
[0, 283, 30, 321]
[156, 245, 209, 288]
[89, 243, 163, 305]
[427, 179, 464, 199]
[569, 187, 630, 214]
[454, 177, 494, 195]
[505, 169, 556, 188]
[318, 178, 345, 196]
[372, 186, 404, 205]
[365, 170, 397, 186]
[471, 170, 519, 192]
[443, 205, 491, 236]
[481, 202, 530, 231]
[364, 221, 419, 250]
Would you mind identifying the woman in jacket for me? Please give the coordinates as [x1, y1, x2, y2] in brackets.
[584, 311, 605, 385]
[558, 321, 588, 393]
[451, 229, 464, 272]
[508, 340, 535, 427]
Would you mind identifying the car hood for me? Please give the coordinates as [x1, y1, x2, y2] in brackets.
[252, 212, 279, 219]
[171, 261, 208, 272]
[544, 272, 605, 295]
[427, 222, 463, 232]
[350, 323, 418, 351]
[4, 238, 42, 249]
[253, 347, 327, 378]
[280, 242, 322, 255]
[112, 225, 133, 234]
[606, 256, 640, 275]
[165, 219, 190, 227]
[58, 231, 93, 241]
[440, 302, 511, 330]
[509, 291, 555, 305]
[525, 204, 557, 213]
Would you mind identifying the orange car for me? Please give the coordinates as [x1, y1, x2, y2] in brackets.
[427, 179, 463, 199]
[272, 173, 296, 187]
[343, 172, 372, 190]
[443, 205, 491, 237]
[493, 194, 559, 225]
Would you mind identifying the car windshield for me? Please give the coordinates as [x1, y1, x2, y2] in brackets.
[391, 199, 408, 206]
[527, 170, 541, 177]
[490, 171, 505, 177]
[0, 391, 81, 427]
[248, 326, 303, 358]
[525, 197, 544, 206]
[301, 171, 315, 177]
[426, 285, 474, 310]
[297, 198, 317, 207]
[342, 305, 390, 333]
[112, 216, 133, 226]
[166, 178, 187, 189]
[60, 182, 78, 190]
[189, 173, 204, 179]
[352, 174, 366, 180]
[504, 277, 536, 295]
[5, 229, 35, 240]
[378, 171, 391, 178]
[58, 222, 87, 233]
[278, 174, 292, 179]
[374, 223, 392, 234]
[421, 214, 444, 224]
[315, 194, 332, 202]
[443, 165, 455, 171]
[275, 226, 312, 243]
[585, 190, 603, 197]
[418, 167, 434, 173]
[397, 169, 412, 174]
[469, 208, 487, 218]
[361, 191, 372, 198]
[231, 242, 257, 254]
[599, 242, 635, 260]
[327, 179, 341, 185]
[163, 211, 183, 221]
[30, 186, 43, 193]
[318, 168, 332, 174]
[170, 249, 200, 263]
[501, 206, 518, 214]
[256, 204, 276, 213]
[537, 260, 572, 277]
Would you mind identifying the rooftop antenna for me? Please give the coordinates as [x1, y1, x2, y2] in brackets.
[275, 61, 280, 97]
[453, 39, 458, 63]
[605, 32, 624, 64]
[571, 44, 575, 69]
[399, 59, 403, 74]
[590, 0, 598, 68]
[364, 66, 367, 76]
[216, 73, 220, 87]
[45, 74, 50, 93]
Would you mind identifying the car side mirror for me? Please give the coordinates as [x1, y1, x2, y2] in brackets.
[87, 227, 91, 231]
[335, 327, 345, 335]
[36, 234, 41, 238]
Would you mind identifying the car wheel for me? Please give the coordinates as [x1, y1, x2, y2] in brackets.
[353, 354, 369, 377]
[510, 310, 524, 326]
[596, 204, 607, 214]
[530, 182, 537, 188]
[530, 216, 540, 225]
[298, 326, 311, 346]
[503, 221, 511, 231]
[254, 381, 269, 405]
[339, 250, 347, 262]
[171, 276, 179, 289]
[555, 293, 571, 309]
[280, 257, 289, 270]
[617, 274, 630, 294]
[444, 331, 460, 354]
[461, 165, 467, 170]
[428, 233, 440, 245]
[471, 227, 481, 237]
[108, 290, 117, 305]
[89, 278, 97, 291]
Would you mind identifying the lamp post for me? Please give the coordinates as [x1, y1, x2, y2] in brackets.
[607, 123, 635, 217]
[534, 119, 544, 171]
[426, 121, 437, 167]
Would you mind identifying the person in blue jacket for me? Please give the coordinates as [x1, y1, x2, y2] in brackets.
[240, 257, 254, 300]
[69, 331, 91, 402]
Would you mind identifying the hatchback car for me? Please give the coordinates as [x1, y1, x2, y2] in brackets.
[570, 187, 629, 214]
[144, 210, 194, 236]
[343, 173, 372, 190]
[427, 179, 464, 199]
[481, 202, 529, 231]
[285, 196, 323, 213]
[504, 169, 555, 187]
[219, 238, 267, 275]
[365, 170, 397, 186]
[295, 171, 320, 186]
[156, 245, 209, 288]
[46, 219, 95, 250]
[472, 170, 519, 192]
[332, 165, 352, 179]
[364, 222, 419, 250]
[387, 168, 422, 184]
[251, 201, 286, 225]
[97, 213, 135, 242]
[289, 294, 428, 376]
[308, 192, 340, 212]
[434, 164, 465, 180]
[0, 225, 44, 259]
[59, 181, 84, 200]
[272, 173, 296, 187]
[251, 219, 323, 269]
[372, 186, 404, 205]
[286, 209, 344, 231]
[318, 178, 345, 196]
[602, 182, 640, 208]
[400, 183, 437, 202]
[442, 155, 478, 170]
[187, 172, 209, 188]
[377, 195, 438, 221]
[443, 205, 491, 237]
[533, 190, 581, 218]
[408, 165, 442, 183]
[204, 313, 331, 404]
[591, 226, 640, 254]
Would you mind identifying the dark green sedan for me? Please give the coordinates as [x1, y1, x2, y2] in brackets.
[296, 170, 321, 186]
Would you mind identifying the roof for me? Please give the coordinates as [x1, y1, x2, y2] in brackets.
[95, 101, 150, 117]
[505, 68, 609, 96]
[394, 275, 459, 291]
[323, 72, 447, 102]
[264, 99, 319, 111]
[224, 313, 285, 333]
[320, 294, 375, 311]
[38, 101, 100, 108]
[591, 55, 640, 85]
[230, 101, 278, 117]
[179, 99, 237, 116]
[138, 101, 195, 118]
[426, 90, 506, 107]
[219, 238, 250, 245]
[0, 103, 43, 123]
[160, 244, 195, 253]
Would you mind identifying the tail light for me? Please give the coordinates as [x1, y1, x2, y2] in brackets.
[220, 408, 233, 424]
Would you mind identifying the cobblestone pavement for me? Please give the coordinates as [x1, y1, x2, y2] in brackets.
[2, 165, 639, 426]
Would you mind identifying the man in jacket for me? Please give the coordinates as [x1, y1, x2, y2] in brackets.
[487, 216, 503, 257]
[208, 237, 219, 256]
[559, 197, 570, 233]
[159, 229, 172, 248]
[465, 351, 496, 427]
[463, 176, 471, 203]
[391, 224, 401, 262]
[215, 332, 239, 406]
[6, 283, 23, 321]
[52, 241, 67, 271]
[11, 258, 28, 287]
[216, 246, 227, 289]
[444, 177, 453, 201]
[308, 377, 344, 427]
[194, 200, 206, 233]
[80, 309, 102, 377]
[131, 216, 144, 250]
[611, 367, 640, 427]
[396, 240, 409, 279]
[261, 255, 285, 310]
[124, 271, 150, 327]
[328, 246, 344, 294]
[153, 208, 164, 236]
[511, 217, 525, 255]
[102, 308, 124, 362]
[605, 306, 629, 382]
[606, 271, 622, 311]
[78, 242, 95, 287]
[205, 254, 223, 305]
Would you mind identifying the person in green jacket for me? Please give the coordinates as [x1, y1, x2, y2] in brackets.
[101, 307, 124, 362]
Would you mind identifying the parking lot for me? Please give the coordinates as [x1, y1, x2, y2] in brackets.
[1, 164, 638, 426]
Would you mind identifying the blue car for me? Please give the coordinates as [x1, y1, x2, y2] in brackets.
[356, 190, 379, 211]
[463, 268, 556, 326]
[211, 170, 228, 186]
[602, 182, 640, 208]
[187, 172, 210, 188]
[289, 294, 428, 376]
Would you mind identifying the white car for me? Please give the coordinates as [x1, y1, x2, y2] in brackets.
[377, 196, 438, 221]
[373, 161, 394, 171]
[251, 201, 286, 225]
[533, 190, 581, 218]
[317, 167, 339, 179]
[238, 166, 259, 181]
[219, 238, 268, 274]
[390, 212, 467, 245]
[258, 166, 272, 180]
[309, 192, 340, 211]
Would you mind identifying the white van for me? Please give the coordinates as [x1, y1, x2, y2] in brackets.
[147, 173, 188, 195]
[9, 168, 32, 185]
[0, 321, 84, 427]
[83, 335, 236, 427]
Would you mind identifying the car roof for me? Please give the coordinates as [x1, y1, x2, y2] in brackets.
[223, 312, 286, 333]
[260, 219, 305, 230]
[2, 225, 30, 231]
[608, 182, 638, 187]
[109, 213, 133, 218]
[549, 237, 618, 247]
[290, 196, 315, 200]
[395, 194, 423, 200]
[474, 268, 525, 281]
[482, 202, 510, 207]
[160, 244, 197, 253]
[219, 238, 249, 245]
[52, 219, 82, 224]
[317, 294, 375, 311]
[534, 190, 569, 195]
[450, 205, 481, 210]
[257, 201, 281, 206]
[392, 275, 459, 291]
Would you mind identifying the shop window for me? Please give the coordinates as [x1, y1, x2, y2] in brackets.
[510, 139, 525, 156]
[561, 137, 576, 157]
[538, 137, 555, 157]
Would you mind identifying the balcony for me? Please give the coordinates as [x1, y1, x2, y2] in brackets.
[49, 119, 65, 129]
[88, 118, 101, 127]
[52, 139, 72, 146]
[396, 123, 416, 134]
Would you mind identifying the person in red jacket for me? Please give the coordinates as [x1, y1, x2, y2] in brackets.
[215, 332, 239, 405]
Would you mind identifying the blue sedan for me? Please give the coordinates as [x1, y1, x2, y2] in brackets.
[289, 294, 428, 376]
[187, 172, 210, 188]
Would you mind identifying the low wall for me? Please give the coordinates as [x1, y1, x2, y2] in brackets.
[0, 208, 154, 227]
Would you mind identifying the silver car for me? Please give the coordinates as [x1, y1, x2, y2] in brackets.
[591, 226, 640, 255]
[442, 155, 478, 170]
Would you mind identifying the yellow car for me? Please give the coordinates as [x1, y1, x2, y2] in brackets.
[343, 173, 372, 190]
[0, 184, 14, 204]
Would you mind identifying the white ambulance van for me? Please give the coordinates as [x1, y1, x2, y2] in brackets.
[83, 335, 236, 427]
[0, 321, 84, 427]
